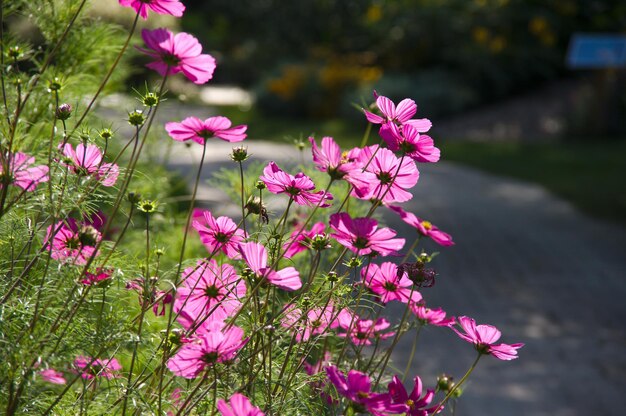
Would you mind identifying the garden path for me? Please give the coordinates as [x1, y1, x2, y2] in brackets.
[161, 139, 626, 416]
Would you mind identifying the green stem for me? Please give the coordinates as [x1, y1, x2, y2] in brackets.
[432, 353, 482, 415]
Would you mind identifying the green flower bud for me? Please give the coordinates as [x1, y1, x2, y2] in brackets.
[230, 146, 249, 162]
[99, 128, 113, 141]
[142, 92, 159, 107]
[128, 110, 146, 127]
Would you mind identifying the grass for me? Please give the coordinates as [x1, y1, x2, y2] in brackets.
[440, 140, 626, 224]
[215, 104, 626, 224]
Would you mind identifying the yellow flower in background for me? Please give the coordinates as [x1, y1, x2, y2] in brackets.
[365, 4, 382, 23]
[529, 16, 548, 35]
[489, 35, 507, 53]
[266, 65, 306, 100]
[472, 26, 490, 45]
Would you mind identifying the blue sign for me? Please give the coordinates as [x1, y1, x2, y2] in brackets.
[566, 34, 626, 69]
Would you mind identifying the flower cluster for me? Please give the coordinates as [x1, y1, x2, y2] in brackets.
[3, 1, 524, 414]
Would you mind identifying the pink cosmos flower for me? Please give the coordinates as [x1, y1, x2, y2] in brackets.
[217, 393, 265, 416]
[138, 28, 216, 84]
[388, 375, 441, 416]
[80, 268, 113, 286]
[326, 365, 404, 416]
[338, 317, 395, 345]
[0, 152, 49, 191]
[167, 322, 247, 378]
[174, 259, 246, 329]
[39, 369, 67, 385]
[352, 145, 419, 204]
[281, 304, 339, 342]
[282, 221, 326, 258]
[119, 0, 185, 20]
[239, 242, 302, 291]
[165, 116, 247, 145]
[260, 161, 333, 207]
[451, 316, 524, 360]
[364, 93, 432, 132]
[59, 143, 119, 187]
[388, 205, 454, 247]
[362, 262, 422, 304]
[329, 213, 405, 257]
[45, 218, 102, 265]
[192, 209, 246, 258]
[125, 277, 173, 316]
[73, 356, 121, 379]
[410, 303, 455, 327]
[380, 123, 441, 163]
[364, 94, 419, 126]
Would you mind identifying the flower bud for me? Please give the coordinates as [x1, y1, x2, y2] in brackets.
[255, 180, 266, 190]
[300, 296, 312, 309]
[47, 77, 63, 92]
[128, 110, 146, 127]
[326, 271, 338, 283]
[311, 233, 332, 251]
[346, 256, 362, 268]
[127, 192, 141, 204]
[245, 196, 268, 223]
[78, 225, 100, 247]
[55, 103, 72, 120]
[8, 46, 22, 60]
[98, 128, 113, 141]
[437, 374, 455, 392]
[79, 128, 91, 143]
[142, 92, 159, 107]
[294, 138, 306, 151]
[230, 146, 249, 162]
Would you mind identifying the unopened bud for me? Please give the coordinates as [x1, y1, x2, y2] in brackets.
[128, 110, 146, 127]
[47, 77, 63, 92]
[55, 103, 72, 120]
[437, 374, 455, 392]
[245, 196, 268, 223]
[142, 92, 159, 107]
[8, 46, 22, 60]
[326, 271, 338, 283]
[311, 233, 331, 251]
[346, 256, 362, 268]
[230, 146, 248, 162]
[78, 225, 100, 247]
[127, 192, 141, 204]
[99, 128, 113, 141]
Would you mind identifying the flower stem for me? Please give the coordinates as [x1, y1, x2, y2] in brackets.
[432, 353, 482, 414]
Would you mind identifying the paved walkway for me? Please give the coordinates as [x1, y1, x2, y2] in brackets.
[159, 140, 626, 416]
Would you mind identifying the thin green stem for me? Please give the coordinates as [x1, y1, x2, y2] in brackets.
[432, 353, 482, 414]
